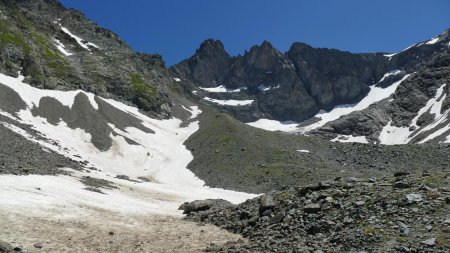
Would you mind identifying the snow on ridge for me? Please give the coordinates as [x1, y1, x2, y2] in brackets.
[383, 53, 397, 58]
[331, 135, 369, 144]
[246, 119, 299, 132]
[60, 26, 99, 51]
[203, 97, 253, 106]
[379, 70, 402, 82]
[0, 72, 255, 217]
[53, 38, 73, 56]
[199, 85, 246, 93]
[426, 37, 439, 45]
[383, 44, 416, 59]
[299, 74, 411, 133]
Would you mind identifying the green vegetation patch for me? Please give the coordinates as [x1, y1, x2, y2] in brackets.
[130, 73, 157, 96]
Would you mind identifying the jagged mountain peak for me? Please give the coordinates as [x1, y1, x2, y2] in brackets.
[196, 38, 228, 56]
[247, 40, 280, 56]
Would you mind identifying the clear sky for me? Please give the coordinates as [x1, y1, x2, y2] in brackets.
[59, 0, 450, 66]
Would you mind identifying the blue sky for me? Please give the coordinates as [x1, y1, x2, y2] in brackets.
[59, 0, 450, 66]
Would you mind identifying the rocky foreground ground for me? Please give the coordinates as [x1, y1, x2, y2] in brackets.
[184, 170, 450, 252]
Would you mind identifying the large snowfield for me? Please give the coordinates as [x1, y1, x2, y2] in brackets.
[0, 72, 255, 221]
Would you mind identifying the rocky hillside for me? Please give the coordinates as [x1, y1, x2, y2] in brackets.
[184, 106, 450, 193]
[171, 29, 450, 145]
[184, 170, 450, 252]
[0, 0, 173, 118]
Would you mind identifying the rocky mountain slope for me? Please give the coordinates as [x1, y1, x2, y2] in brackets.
[184, 106, 450, 193]
[312, 37, 450, 145]
[0, 0, 172, 118]
[171, 29, 450, 145]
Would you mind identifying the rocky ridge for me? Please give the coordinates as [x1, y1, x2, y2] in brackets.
[185, 171, 450, 252]
[171, 29, 450, 145]
[170, 30, 448, 122]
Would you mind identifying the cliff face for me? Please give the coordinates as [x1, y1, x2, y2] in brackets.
[171, 29, 450, 145]
[171, 39, 392, 122]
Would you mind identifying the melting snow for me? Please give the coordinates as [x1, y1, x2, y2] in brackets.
[246, 119, 299, 132]
[426, 37, 439, 45]
[199, 85, 246, 93]
[258, 84, 280, 92]
[61, 26, 99, 51]
[378, 121, 411, 145]
[379, 70, 402, 82]
[173, 78, 181, 82]
[331, 135, 369, 144]
[379, 83, 449, 144]
[181, 105, 201, 120]
[297, 149, 310, 153]
[299, 74, 410, 132]
[203, 97, 253, 106]
[1, 72, 98, 110]
[0, 73, 255, 218]
[53, 38, 72, 56]
[410, 84, 447, 128]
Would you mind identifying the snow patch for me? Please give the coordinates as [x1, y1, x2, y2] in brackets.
[199, 85, 246, 93]
[426, 37, 439, 45]
[297, 149, 310, 153]
[246, 119, 299, 132]
[410, 84, 447, 127]
[331, 135, 368, 144]
[53, 38, 72, 56]
[383, 53, 397, 58]
[379, 70, 402, 82]
[181, 105, 201, 120]
[0, 73, 99, 110]
[258, 84, 280, 92]
[418, 119, 450, 144]
[378, 121, 412, 145]
[173, 78, 181, 82]
[203, 97, 253, 106]
[61, 26, 99, 51]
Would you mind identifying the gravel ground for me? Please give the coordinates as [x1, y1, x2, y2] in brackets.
[0, 210, 244, 253]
